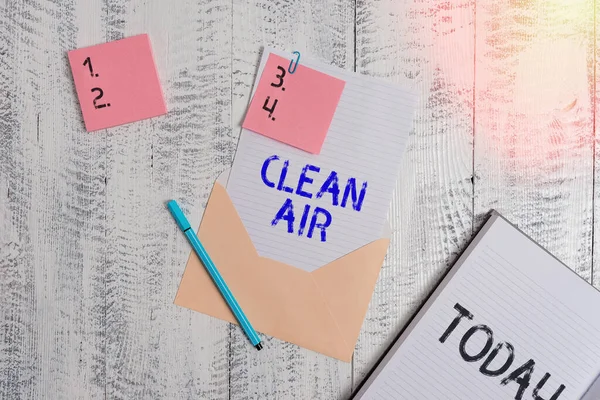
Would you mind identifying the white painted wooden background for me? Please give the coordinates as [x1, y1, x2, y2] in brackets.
[0, 0, 595, 399]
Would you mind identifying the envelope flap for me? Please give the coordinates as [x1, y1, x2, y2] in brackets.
[175, 180, 353, 360]
[311, 238, 390, 349]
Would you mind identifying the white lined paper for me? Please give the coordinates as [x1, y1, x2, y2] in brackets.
[227, 49, 418, 271]
[357, 215, 600, 400]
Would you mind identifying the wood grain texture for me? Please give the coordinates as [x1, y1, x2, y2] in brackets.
[229, 1, 354, 399]
[0, 0, 106, 399]
[101, 0, 233, 399]
[594, 1, 600, 290]
[353, 0, 475, 387]
[474, 0, 594, 281]
[2, 0, 599, 398]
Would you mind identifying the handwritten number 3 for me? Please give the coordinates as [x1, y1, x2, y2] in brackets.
[270, 66, 286, 88]
[91, 88, 111, 109]
[263, 65, 286, 120]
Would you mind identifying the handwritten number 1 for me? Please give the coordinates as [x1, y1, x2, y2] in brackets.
[81, 57, 109, 110]
[270, 66, 286, 88]
[83, 57, 98, 77]
[83, 57, 91, 71]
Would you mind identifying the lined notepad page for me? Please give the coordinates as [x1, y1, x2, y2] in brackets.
[358, 215, 600, 400]
[227, 49, 418, 271]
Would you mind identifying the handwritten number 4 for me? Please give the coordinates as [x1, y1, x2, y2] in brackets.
[263, 97, 278, 120]
[262, 65, 287, 121]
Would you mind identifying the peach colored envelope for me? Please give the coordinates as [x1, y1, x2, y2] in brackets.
[174, 171, 390, 362]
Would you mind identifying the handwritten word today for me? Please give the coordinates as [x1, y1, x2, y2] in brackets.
[260, 155, 368, 242]
[440, 303, 566, 400]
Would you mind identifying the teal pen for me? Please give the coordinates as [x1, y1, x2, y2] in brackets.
[167, 200, 263, 351]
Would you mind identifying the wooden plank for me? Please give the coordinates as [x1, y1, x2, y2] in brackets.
[0, 0, 107, 398]
[102, 0, 232, 399]
[474, 0, 594, 281]
[229, 1, 354, 399]
[353, 0, 476, 387]
[595, 2, 600, 290]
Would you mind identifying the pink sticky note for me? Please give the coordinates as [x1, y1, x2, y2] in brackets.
[242, 54, 345, 154]
[68, 34, 167, 132]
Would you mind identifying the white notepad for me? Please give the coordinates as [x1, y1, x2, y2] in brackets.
[227, 49, 418, 272]
[353, 211, 600, 400]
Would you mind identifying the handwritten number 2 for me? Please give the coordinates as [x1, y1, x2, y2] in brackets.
[83, 58, 109, 109]
[91, 88, 111, 109]
[270, 66, 286, 88]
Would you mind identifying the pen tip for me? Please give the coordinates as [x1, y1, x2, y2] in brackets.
[255, 343, 263, 351]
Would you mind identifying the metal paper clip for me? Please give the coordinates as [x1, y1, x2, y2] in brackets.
[288, 51, 301, 74]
